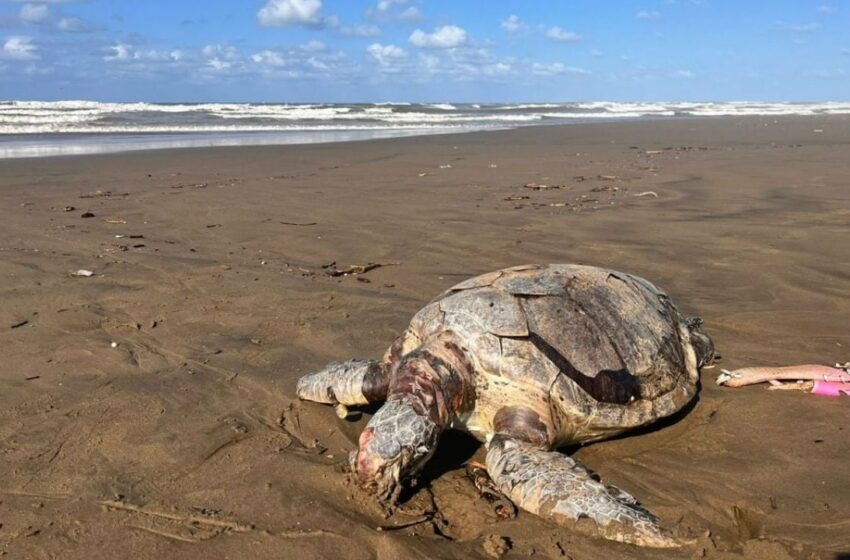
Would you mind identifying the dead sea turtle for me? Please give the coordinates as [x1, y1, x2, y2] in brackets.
[297, 264, 714, 547]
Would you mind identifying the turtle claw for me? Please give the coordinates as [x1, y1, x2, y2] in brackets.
[465, 462, 517, 520]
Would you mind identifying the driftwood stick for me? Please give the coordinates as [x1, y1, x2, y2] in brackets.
[717, 364, 850, 387]
[98, 500, 253, 532]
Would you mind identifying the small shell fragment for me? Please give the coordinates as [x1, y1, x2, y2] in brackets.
[73, 269, 95, 277]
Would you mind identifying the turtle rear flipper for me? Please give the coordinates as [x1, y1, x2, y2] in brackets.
[297, 358, 389, 408]
[485, 436, 683, 548]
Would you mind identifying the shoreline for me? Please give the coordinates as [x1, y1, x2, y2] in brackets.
[1, 115, 848, 559]
[3, 100, 850, 160]
[0, 112, 844, 162]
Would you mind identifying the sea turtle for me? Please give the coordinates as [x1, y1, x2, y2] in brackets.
[297, 264, 714, 547]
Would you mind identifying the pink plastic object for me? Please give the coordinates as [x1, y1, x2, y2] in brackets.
[812, 381, 850, 397]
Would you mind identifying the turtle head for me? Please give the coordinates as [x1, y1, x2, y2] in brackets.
[350, 398, 439, 504]
[686, 316, 715, 368]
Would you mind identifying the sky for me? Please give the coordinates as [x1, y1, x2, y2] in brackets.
[0, 0, 848, 103]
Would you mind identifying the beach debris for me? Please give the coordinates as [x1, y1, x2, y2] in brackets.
[644, 147, 710, 155]
[483, 535, 512, 558]
[105, 219, 127, 224]
[72, 269, 95, 277]
[591, 185, 619, 193]
[376, 512, 436, 532]
[80, 190, 121, 199]
[634, 191, 659, 198]
[322, 262, 397, 278]
[813, 129, 823, 133]
[439, 164, 452, 169]
[63, 206, 76, 212]
[523, 182, 565, 191]
[418, 172, 432, 177]
[504, 195, 530, 201]
[80, 211, 96, 218]
[206, 224, 222, 228]
[98, 499, 254, 534]
[280, 221, 317, 226]
[717, 363, 850, 396]
[489, 164, 497, 168]
[598, 175, 619, 181]
[110, 342, 119, 348]
[764, 380, 850, 396]
[10, 319, 29, 329]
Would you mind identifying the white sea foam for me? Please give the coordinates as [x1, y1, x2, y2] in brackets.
[0, 123, 476, 135]
[496, 103, 564, 110]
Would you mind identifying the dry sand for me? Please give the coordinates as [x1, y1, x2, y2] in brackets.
[1, 116, 849, 560]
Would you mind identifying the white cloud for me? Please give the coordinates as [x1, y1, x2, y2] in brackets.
[6, 0, 83, 3]
[636, 10, 661, 20]
[531, 62, 589, 76]
[257, 0, 324, 27]
[397, 6, 421, 21]
[841, 47, 849, 56]
[247, 45, 357, 79]
[676, 69, 694, 78]
[376, 0, 406, 12]
[251, 50, 285, 67]
[411, 47, 518, 81]
[197, 44, 242, 74]
[207, 58, 232, 71]
[104, 43, 184, 63]
[104, 43, 130, 61]
[338, 24, 381, 37]
[776, 21, 821, 32]
[546, 26, 581, 41]
[590, 49, 603, 57]
[817, 5, 835, 14]
[369, 0, 421, 22]
[57, 17, 95, 32]
[409, 25, 468, 48]
[301, 40, 326, 51]
[501, 15, 525, 33]
[367, 42, 407, 65]
[20, 4, 50, 23]
[0, 36, 38, 60]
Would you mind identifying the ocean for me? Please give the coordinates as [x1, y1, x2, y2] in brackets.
[1, 100, 849, 159]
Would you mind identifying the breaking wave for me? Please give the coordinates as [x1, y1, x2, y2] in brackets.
[1, 100, 848, 157]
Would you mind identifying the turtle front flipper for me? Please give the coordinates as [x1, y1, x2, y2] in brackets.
[296, 359, 389, 411]
[485, 436, 682, 548]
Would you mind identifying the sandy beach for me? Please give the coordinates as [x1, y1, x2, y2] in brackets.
[1, 116, 849, 559]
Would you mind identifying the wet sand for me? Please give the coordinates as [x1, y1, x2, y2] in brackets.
[1, 116, 849, 559]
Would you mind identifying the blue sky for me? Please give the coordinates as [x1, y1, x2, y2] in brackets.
[0, 0, 848, 102]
